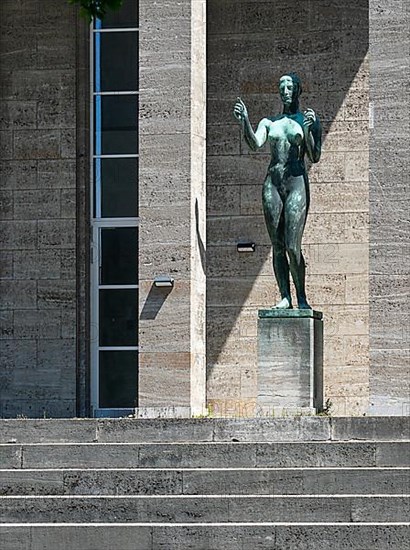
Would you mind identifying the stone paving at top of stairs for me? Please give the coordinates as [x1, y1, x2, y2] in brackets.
[0, 417, 409, 444]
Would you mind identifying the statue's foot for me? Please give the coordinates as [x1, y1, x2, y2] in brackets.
[272, 297, 292, 309]
[297, 300, 312, 310]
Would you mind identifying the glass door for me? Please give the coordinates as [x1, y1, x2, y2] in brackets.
[90, 0, 139, 417]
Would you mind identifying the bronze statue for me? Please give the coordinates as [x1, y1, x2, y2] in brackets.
[234, 74, 322, 309]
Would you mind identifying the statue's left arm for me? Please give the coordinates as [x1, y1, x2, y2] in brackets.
[303, 108, 322, 163]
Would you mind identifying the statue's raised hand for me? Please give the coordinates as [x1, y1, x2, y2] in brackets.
[233, 97, 248, 123]
[303, 108, 316, 130]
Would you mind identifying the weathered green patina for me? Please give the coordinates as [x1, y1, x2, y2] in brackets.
[234, 74, 322, 310]
[258, 309, 323, 320]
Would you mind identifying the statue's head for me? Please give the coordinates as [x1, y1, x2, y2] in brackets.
[279, 73, 302, 112]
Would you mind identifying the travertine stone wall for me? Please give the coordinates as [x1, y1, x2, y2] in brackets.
[206, 0, 370, 416]
[1, 1, 406, 419]
[190, 0, 207, 415]
[0, 0, 77, 417]
[138, 0, 206, 412]
[369, 0, 410, 415]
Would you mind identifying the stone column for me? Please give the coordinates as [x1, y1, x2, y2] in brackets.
[138, 0, 206, 416]
[369, 0, 410, 415]
[190, 0, 207, 416]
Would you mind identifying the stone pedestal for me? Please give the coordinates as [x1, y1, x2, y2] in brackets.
[257, 310, 323, 415]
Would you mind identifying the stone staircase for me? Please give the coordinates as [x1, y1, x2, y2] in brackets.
[0, 417, 409, 549]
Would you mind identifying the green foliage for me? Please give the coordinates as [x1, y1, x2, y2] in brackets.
[316, 398, 333, 417]
[68, 0, 123, 22]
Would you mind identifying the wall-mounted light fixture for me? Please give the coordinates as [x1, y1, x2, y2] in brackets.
[154, 275, 174, 288]
[237, 242, 256, 253]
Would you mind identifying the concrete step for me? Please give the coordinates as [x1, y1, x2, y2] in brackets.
[0, 417, 409, 444]
[1, 524, 409, 550]
[0, 419, 408, 549]
[0, 495, 409, 523]
[1, 441, 409, 469]
[1, 468, 409, 496]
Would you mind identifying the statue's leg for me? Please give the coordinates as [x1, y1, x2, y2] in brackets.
[262, 175, 292, 308]
[284, 175, 310, 309]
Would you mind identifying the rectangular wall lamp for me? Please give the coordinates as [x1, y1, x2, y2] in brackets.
[154, 276, 174, 288]
[237, 242, 256, 253]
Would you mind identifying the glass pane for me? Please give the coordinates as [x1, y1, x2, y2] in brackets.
[99, 289, 138, 346]
[101, 227, 138, 285]
[95, 95, 138, 155]
[100, 0, 139, 28]
[95, 158, 138, 218]
[99, 350, 138, 408]
[97, 32, 138, 92]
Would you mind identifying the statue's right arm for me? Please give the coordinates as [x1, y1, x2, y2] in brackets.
[243, 117, 268, 151]
[234, 97, 268, 151]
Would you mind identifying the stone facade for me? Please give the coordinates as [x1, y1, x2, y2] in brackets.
[0, 0, 408, 418]
[0, 0, 78, 417]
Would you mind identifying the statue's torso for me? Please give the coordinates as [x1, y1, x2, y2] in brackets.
[267, 116, 304, 147]
[265, 114, 306, 179]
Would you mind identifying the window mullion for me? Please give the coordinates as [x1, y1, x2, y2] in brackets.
[93, 28, 139, 32]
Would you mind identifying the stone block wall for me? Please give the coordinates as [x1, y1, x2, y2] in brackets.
[206, 0, 370, 416]
[0, 0, 78, 417]
[369, 0, 410, 415]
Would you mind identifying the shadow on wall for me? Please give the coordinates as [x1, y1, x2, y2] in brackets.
[206, 0, 369, 381]
[140, 285, 173, 320]
[196, 198, 206, 275]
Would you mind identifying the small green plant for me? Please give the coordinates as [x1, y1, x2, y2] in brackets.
[68, 0, 123, 22]
[205, 404, 216, 418]
[316, 398, 333, 417]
